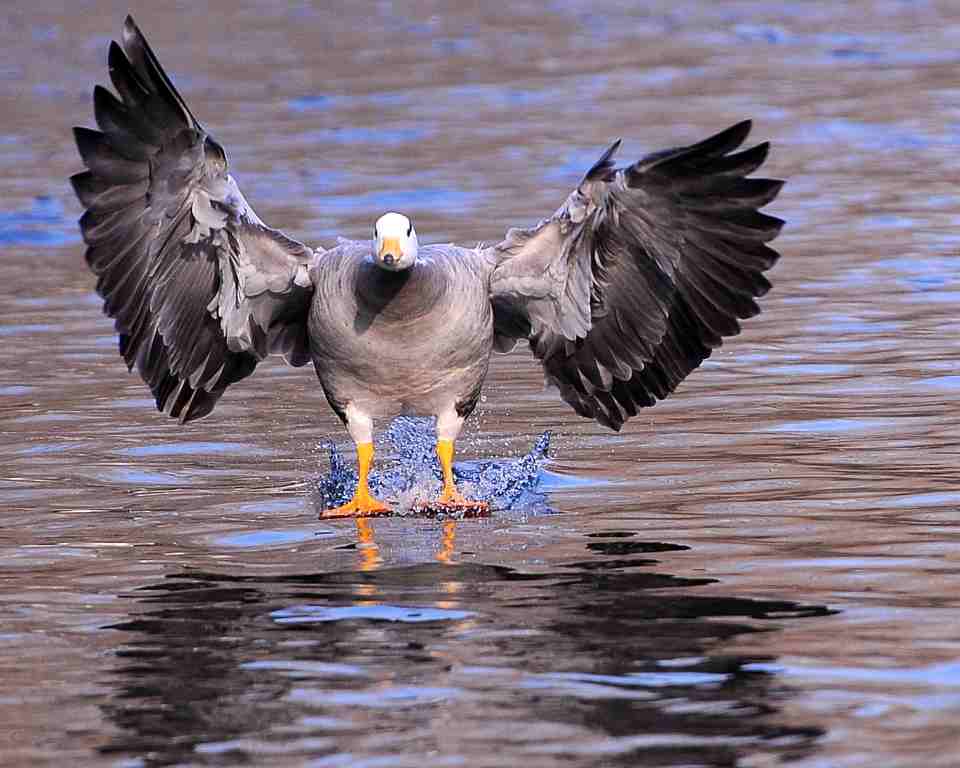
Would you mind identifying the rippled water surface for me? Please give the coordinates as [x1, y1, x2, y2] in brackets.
[2, 1, 960, 766]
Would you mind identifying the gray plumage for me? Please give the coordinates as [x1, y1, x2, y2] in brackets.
[308, 242, 493, 423]
[72, 16, 784, 443]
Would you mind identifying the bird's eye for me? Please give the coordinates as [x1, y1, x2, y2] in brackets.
[407, 223, 412, 237]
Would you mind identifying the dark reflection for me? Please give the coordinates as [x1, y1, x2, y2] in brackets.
[586, 540, 690, 555]
[99, 525, 835, 767]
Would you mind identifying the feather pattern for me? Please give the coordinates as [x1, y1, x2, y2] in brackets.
[488, 121, 784, 430]
[71, 15, 316, 423]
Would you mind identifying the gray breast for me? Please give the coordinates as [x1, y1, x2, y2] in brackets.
[308, 242, 494, 418]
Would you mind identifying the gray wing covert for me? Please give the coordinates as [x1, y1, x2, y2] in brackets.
[71, 16, 316, 423]
[488, 121, 784, 430]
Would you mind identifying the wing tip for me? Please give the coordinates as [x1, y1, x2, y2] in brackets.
[121, 14, 143, 50]
[73, 126, 104, 158]
[765, 178, 786, 203]
[584, 138, 622, 182]
[767, 214, 786, 236]
[92, 83, 110, 103]
[107, 39, 126, 68]
[750, 140, 770, 162]
[69, 170, 93, 205]
[724, 119, 753, 143]
[704, 119, 753, 155]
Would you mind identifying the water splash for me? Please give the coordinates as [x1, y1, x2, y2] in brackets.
[312, 417, 552, 517]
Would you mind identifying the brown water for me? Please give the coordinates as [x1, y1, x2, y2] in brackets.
[2, 1, 960, 766]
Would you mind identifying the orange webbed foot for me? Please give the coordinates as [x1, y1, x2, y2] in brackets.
[320, 493, 392, 519]
[414, 485, 490, 518]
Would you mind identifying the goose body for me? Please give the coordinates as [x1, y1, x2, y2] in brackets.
[308, 242, 494, 432]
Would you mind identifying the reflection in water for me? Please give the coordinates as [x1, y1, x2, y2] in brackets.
[99, 530, 833, 767]
[437, 520, 457, 566]
[355, 518, 382, 574]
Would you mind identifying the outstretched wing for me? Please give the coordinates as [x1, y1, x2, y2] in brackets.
[71, 15, 316, 423]
[489, 121, 784, 430]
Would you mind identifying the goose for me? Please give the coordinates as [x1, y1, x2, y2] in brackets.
[72, 16, 784, 518]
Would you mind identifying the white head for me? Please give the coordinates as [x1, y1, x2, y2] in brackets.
[373, 212, 418, 271]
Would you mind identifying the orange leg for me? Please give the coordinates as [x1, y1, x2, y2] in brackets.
[321, 442, 392, 518]
[429, 439, 489, 514]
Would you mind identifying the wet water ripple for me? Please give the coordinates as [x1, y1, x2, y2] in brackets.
[1, 1, 959, 766]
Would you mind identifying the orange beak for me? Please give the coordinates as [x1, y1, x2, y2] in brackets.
[378, 237, 401, 260]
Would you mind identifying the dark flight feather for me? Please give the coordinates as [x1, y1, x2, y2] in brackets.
[490, 121, 784, 430]
[72, 15, 315, 423]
